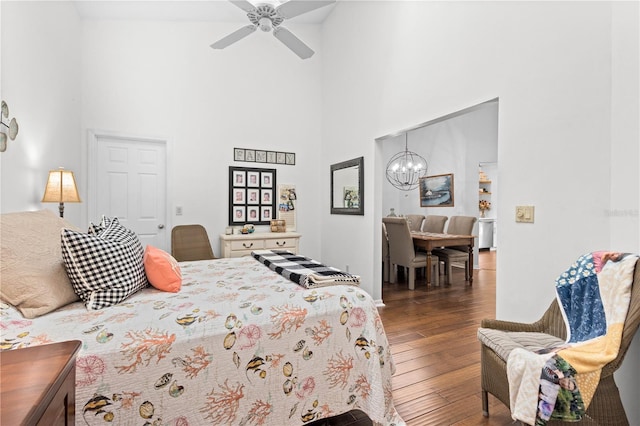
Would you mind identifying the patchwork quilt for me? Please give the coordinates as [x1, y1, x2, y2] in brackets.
[1, 256, 403, 426]
[507, 252, 638, 425]
[252, 250, 361, 288]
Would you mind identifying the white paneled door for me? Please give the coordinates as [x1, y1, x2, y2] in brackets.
[89, 132, 167, 251]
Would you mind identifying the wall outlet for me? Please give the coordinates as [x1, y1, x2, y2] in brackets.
[176, 206, 183, 216]
[515, 205, 534, 223]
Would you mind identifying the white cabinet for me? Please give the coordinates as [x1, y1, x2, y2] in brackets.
[478, 219, 495, 249]
[220, 232, 301, 258]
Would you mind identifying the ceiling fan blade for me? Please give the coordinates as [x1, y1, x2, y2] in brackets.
[229, 0, 256, 13]
[273, 26, 314, 59]
[276, 0, 336, 20]
[211, 25, 257, 49]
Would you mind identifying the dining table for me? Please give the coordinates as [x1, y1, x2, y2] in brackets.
[411, 231, 475, 286]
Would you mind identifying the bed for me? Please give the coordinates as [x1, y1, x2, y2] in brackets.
[0, 210, 403, 426]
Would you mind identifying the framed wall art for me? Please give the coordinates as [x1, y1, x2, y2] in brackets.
[229, 166, 277, 225]
[331, 157, 364, 215]
[233, 148, 295, 166]
[419, 173, 454, 207]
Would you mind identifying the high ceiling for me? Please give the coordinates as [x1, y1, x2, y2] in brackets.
[73, 0, 336, 24]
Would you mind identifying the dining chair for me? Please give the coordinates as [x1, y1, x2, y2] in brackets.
[382, 223, 390, 283]
[382, 217, 438, 289]
[405, 214, 425, 232]
[421, 215, 448, 233]
[171, 224, 216, 262]
[432, 216, 477, 284]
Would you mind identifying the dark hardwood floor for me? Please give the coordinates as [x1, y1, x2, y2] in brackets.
[311, 250, 514, 426]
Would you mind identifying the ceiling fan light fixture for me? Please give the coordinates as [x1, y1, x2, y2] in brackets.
[212, 0, 335, 59]
[258, 17, 272, 32]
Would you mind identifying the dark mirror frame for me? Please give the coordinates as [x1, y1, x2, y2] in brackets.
[330, 156, 364, 215]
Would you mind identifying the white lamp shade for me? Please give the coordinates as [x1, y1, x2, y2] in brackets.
[42, 168, 81, 203]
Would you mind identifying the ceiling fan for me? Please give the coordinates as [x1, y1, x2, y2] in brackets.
[211, 0, 336, 59]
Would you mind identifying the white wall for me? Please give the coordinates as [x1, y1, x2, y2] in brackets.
[321, 1, 638, 422]
[0, 1, 82, 225]
[79, 18, 324, 258]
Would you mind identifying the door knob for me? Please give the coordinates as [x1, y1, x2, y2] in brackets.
[158, 224, 165, 229]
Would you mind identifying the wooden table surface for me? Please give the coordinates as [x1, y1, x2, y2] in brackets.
[411, 232, 475, 286]
[1, 340, 82, 425]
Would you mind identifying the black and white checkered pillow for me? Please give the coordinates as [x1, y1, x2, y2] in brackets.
[87, 214, 112, 235]
[61, 217, 148, 310]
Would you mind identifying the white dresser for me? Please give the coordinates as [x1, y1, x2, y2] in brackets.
[219, 232, 301, 258]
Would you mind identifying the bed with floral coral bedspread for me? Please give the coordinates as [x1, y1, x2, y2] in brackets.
[1, 256, 402, 426]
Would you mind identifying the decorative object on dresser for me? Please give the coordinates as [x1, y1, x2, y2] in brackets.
[0, 340, 81, 425]
[220, 231, 301, 258]
[229, 166, 277, 225]
[270, 219, 286, 232]
[41, 167, 81, 218]
[233, 147, 296, 165]
[419, 173, 454, 207]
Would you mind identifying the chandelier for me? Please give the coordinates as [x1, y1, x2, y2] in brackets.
[385, 132, 428, 191]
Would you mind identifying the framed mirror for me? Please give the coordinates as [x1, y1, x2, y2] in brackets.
[331, 156, 364, 215]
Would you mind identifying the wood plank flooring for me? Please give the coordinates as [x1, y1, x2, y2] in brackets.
[311, 251, 514, 426]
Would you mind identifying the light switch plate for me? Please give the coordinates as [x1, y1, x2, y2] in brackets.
[516, 205, 534, 223]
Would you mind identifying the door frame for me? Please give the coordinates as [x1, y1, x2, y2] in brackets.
[87, 129, 170, 246]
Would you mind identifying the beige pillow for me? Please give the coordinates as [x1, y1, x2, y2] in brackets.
[0, 209, 81, 318]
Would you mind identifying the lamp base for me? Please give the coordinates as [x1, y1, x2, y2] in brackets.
[58, 202, 65, 218]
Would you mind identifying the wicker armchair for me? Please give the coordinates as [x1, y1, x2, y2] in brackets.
[480, 258, 640, 425]
[171, 224, 216, 262]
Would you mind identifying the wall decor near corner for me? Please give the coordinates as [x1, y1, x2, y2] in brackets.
[419, 173, 454, 207]
[277, 183, 297, 231]
[330, 156, 364, 215]
[229, 166, 277, 226]
[234, 147, 295, 165]
[0, 100, 19, 152]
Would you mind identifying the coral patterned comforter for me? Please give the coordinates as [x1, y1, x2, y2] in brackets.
[1, 256, 403, 426]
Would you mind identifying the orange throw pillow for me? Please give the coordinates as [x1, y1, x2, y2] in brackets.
[144, 245, 182, 292]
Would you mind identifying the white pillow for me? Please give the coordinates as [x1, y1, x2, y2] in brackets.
[61, 217, 148, 310]
[0, 210, 80, 318]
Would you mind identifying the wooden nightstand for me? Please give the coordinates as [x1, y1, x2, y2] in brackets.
[1, 340, 82, 425]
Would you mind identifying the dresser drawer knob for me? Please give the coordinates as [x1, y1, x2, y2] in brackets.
[276, 241, 286, 246]
[243, 242, 254, 248]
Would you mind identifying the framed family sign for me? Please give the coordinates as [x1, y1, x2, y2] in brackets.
[234, 147, 295, 165]
[229, 166, 277, 225]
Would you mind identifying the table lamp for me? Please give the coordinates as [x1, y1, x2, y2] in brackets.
[42, 167, 81, 218]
